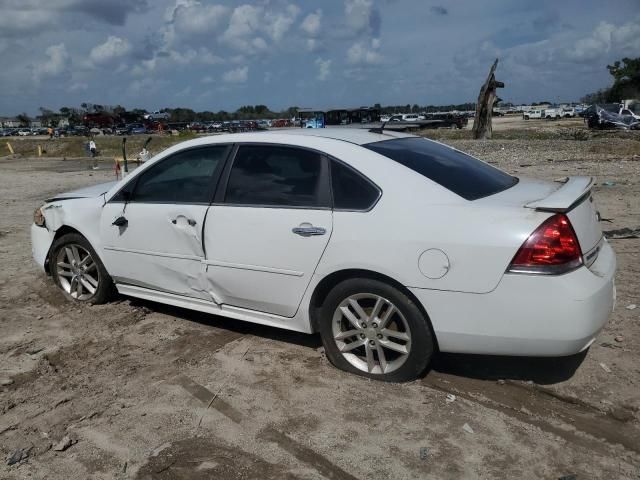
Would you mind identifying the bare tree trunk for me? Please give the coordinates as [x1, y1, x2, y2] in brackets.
[472, 58, 504, 140]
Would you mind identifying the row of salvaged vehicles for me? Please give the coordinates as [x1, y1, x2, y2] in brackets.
[522, 100, 640, 130]
[582, 100, 640, 130]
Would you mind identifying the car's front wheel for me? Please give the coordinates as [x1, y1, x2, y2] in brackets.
[49, 233, 113, 304]
[319, 278, 434, 382]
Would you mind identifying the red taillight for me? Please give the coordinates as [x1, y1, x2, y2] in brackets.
[508, 214, 582, 274]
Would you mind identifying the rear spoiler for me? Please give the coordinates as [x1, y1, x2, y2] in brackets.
[525, 176, 594, 212]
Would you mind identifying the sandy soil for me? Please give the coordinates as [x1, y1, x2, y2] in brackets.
[1, 120, 639, 479]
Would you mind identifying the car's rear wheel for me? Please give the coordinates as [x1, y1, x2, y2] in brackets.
[318, 278, 434, 382]
[49, 233, 113, 304]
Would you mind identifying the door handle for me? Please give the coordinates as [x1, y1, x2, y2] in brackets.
[292, 226, 326, 237]
[171, 217, 197, 226]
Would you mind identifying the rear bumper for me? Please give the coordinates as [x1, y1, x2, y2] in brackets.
[411, 239, 616, 356]
[31, 223, 55, 273]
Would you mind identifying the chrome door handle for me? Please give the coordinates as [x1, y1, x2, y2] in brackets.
[292, 226, 326, 237]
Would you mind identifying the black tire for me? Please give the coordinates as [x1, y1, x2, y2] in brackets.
[318, 278, 434, 382]
[49, 233, 114, 304]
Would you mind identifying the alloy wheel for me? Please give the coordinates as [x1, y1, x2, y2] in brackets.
[332, 293, 412, 374]
[55, 244, 100, 301]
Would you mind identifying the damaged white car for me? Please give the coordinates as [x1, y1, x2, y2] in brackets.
[31, 129, 616, 381]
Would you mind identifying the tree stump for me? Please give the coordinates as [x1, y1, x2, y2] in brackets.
[472, 58, 504, 139]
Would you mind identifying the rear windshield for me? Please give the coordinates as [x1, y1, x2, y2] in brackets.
[364, 137, 517, 200]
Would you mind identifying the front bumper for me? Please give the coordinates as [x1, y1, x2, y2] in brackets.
[31, 223, 55, 273]
[410, 239, 617, 357]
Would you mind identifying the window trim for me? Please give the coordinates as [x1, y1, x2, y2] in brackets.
[109, 145, 233, 205]
[214, 142, 332, 210]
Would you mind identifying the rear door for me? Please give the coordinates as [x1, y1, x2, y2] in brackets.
[203, 144, 332, 317]
[100, 145, 230, 298]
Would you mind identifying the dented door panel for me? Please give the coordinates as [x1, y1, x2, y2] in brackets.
[100, 202, 212, 300]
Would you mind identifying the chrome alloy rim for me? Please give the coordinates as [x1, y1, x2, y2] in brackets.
[332, 293, 411, 374]
[55, 244, 99, 301]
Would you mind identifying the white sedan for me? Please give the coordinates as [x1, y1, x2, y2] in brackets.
[31, 129, 616, 381]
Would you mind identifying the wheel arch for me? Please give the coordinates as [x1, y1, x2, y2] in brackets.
[45, 225, 95, 274]
[308, 268, 439, 351]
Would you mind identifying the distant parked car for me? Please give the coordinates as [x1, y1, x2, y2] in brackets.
[523, 110, 543, 120]
[561, 108, 577, 118]
[17, 129, 32, 136]
[428, 113, 469, 129]
[544, 108, 561, 120]
[143, 111, 170, 121]
[128, 123, 146, 135]
[401, 114, 420, 122]
[304, 117, 325, 128]
[114, 124, 130, 135]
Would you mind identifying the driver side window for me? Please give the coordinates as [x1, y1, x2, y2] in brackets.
[128, 146, 229, 204]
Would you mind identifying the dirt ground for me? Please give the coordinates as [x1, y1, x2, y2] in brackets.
[1, 117, 640, 479]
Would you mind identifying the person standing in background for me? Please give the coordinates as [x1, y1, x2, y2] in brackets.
[89, 138, 98, 170]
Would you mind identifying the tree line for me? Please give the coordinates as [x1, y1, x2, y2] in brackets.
[581, 57, 640, 104]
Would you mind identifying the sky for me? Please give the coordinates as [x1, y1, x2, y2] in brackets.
[0, 0, 639, 116]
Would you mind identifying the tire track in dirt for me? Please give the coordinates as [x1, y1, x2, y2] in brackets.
[422, 371, 640, 454]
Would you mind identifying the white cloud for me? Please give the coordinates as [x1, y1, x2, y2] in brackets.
[315, 58, 331, 80]
[223, 4, 262, 41]
[33, 43, 69, 80]
[173, 2, 229, 35]
[251, 37, 268, 51]
[344, 0, 379, 36]
[222, 3, 299, 49]
[347, 39, 382, 65]
[89, 36, 131, 65]
[264, 4, 300, 42]
[223, 65, 248, 83]
[301, 9, 322, 36]
[563, 20, 640, 63]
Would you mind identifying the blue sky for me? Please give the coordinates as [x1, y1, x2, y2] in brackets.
[0, 0, 639, 115]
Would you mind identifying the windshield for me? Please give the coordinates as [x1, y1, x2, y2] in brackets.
[364, 137, 518, 200]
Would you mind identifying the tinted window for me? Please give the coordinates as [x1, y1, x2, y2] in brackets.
[132, 146, 228, 203]
[225, 145, 326, 207]
[364, 137, 517, 200]
[331, 161, 379, 210]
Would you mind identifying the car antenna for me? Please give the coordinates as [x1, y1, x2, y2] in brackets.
[370, 119, 389, 134]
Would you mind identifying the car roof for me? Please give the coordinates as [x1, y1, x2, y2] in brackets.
[255, 127, 415, 145]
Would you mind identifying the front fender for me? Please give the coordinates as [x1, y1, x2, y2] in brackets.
[41, 197, 107, 266]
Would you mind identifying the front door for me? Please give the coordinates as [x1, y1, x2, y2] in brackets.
[100, 145, 230, 299]
[203, 144, 332, 317]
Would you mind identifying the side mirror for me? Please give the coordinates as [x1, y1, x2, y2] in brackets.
[112, 216, 128, 227]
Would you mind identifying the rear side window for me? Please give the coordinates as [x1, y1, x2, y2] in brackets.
[131, 146, 229, 203]
[225, 145, 327, 207]
[364, 137, 517, 200]
[331, 161, 380, 210]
